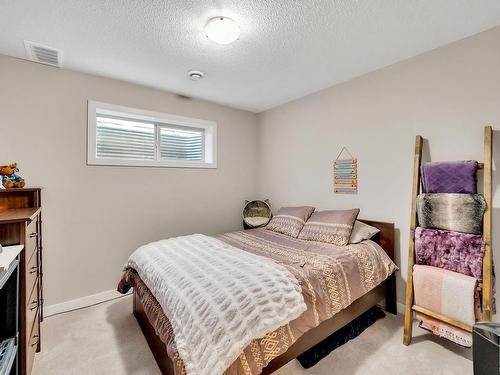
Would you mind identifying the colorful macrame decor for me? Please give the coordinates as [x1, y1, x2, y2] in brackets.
[333, 147, 357, 194]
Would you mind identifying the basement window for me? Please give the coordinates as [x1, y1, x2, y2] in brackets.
[87, 101, 217, 168]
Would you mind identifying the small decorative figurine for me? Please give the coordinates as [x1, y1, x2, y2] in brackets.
[0, 163, 25, 189]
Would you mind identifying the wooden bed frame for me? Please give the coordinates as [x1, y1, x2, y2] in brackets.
[132, 219, 397, 374]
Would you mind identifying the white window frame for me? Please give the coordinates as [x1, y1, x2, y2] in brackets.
[87, 100, 217, 168]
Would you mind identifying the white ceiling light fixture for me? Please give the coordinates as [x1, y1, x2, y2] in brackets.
[204, 17, 240, 45]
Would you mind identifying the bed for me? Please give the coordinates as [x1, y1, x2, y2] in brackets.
[118, 219, 397, 375]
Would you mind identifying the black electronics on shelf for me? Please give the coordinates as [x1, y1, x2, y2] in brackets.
[0, 249, 20, 375]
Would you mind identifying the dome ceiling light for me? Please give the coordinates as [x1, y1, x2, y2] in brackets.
[204, 17, 240, 45]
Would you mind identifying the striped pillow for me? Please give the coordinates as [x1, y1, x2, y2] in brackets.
[298, 209, 360, 246]
[266, 206, 315, 238]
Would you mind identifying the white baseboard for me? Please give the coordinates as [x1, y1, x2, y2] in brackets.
[44, 290, 405, 319]
[397, 302, 405, 315]
[44, 289, 132, 318]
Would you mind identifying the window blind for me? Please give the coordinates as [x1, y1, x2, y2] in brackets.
[96, 116, 155, 160]
[159, 126, 204, 161]
[96, 115, 205, 162]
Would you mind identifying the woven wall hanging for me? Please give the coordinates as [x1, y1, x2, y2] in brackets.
[333, 147, 357, 194]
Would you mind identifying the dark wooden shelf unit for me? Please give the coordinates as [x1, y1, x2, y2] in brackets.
[0, 188, 43, 375]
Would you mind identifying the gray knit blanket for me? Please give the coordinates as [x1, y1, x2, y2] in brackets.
[126, 234, 306, 375]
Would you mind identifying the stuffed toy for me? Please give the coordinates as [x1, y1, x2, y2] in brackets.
[0, 163, 25, 188]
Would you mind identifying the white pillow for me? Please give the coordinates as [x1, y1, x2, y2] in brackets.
[348, 221, 380, 244]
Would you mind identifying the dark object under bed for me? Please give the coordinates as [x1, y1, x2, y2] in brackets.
[297, 306, 386, 368]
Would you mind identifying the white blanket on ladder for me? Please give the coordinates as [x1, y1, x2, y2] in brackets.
[126, 234, 306, 375]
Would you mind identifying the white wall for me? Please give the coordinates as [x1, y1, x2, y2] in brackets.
[2, 25, 500, 312]
[258, 26, 500, 309]
[0, 55, 258, 306]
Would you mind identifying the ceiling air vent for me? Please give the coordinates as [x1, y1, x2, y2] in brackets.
[24, 40, 62, 67]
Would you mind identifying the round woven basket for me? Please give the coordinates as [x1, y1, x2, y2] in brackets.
[243, 200, 272, 228]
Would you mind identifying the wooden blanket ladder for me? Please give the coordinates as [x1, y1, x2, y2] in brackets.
[403, 126, 493, 345]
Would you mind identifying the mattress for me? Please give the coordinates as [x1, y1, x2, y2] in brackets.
[118, 228, 397, 375]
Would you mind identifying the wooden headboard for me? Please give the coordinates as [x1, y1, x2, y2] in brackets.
[358, 219, 395, 262]
[358, 219, 396, 315]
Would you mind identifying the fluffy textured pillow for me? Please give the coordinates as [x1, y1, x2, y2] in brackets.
[298, 209, 360, 246]
[266, 206, 315, 238]
[349, 221, 380, 244]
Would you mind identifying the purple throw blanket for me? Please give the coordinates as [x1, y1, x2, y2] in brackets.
[415, 227, 484, 279]
[421, 160, 478, 194]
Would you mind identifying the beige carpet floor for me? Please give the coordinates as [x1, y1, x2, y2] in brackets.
[32, 296, 473, 375]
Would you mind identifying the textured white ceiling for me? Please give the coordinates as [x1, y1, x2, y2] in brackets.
[2, 1, 500, 112]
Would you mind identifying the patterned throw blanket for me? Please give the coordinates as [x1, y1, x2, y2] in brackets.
[421, 161, 478, 194]
[413, 265, 478, 347]
[125, 234, 306, 375]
